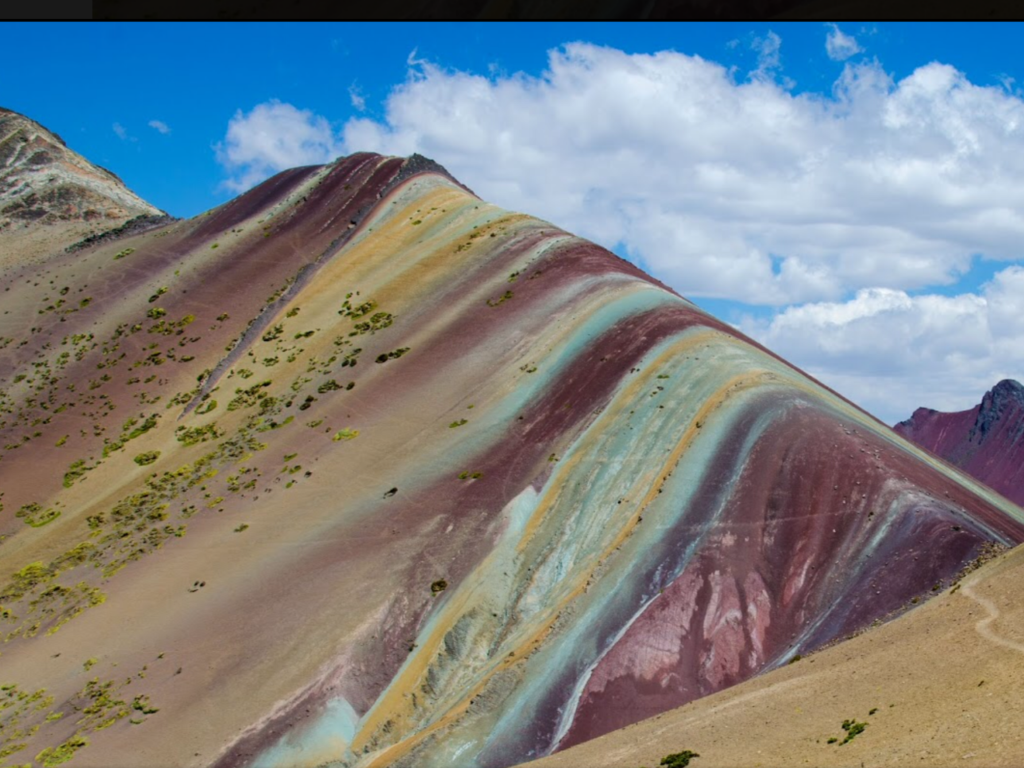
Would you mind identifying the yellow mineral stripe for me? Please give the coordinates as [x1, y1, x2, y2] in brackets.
[352, 333, 796, 765]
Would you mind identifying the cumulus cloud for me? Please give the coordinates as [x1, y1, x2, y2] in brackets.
[825, 24, 863, 61]
[148, 119, 171, 134]
[216, 100, 342, 192]
[336, 45, 1024, 308]
[742, 266, 1024, 422]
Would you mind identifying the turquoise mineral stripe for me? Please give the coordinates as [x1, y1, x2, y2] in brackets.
[250, 697, 359, 768]
[480, 378, 794, 764]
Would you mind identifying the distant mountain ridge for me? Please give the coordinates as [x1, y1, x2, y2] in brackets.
[894, 379, 1024, 506]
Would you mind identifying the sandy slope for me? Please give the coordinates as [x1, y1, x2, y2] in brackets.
[526, 542, 1024, 768]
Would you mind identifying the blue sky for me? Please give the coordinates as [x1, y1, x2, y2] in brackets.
[6, 23, 1019, 220]
[5, 22, 1024, 422]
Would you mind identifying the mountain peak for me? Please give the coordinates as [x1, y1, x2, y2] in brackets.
[971, 378, 1024, 440]
[0, 108, 164, 262]
[988, 378, 1024, 405]
[895, 379, 1024, 505]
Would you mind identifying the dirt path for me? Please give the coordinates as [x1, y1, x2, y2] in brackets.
[962, 573, 1024, 656]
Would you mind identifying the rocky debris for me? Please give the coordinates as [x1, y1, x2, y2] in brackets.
[65, 213, 177, 253]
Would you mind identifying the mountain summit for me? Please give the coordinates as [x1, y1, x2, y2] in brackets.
[0, 128, 1021, 768]
[895, 379, 1024, 506]
[0, 107, 166, 265]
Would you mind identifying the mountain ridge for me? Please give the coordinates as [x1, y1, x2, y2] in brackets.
[895, 378, 1024, 506]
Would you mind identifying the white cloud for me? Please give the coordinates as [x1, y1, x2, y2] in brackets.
[331, 46, 1024, 308]
[742, 267, 1024, 422]
[112, 122, 138, 142]
[348, 84, 366, 112]
[216, 100, 342, 192]
[751, 30, 784, 82]
[825, 23, 863, 61]
[406, 47, 429, 68]
[148, 119, 171, 134]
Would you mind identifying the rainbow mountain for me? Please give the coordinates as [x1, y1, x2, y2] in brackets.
[0, 110, 1022, 768]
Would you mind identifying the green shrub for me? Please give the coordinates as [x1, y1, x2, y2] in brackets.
[660, 751, 699, 768]
[175, 424, 222, 446]
[131, 695, 159, 714]
[375, 347, 410, 364]
[839, 719, 867, 745]
[486, 290, 514, 307]
[63, 458, 94, 487]
[36, 735, 88, 767]
[133, 451, 160, 466]
[16, 502, 60, 527]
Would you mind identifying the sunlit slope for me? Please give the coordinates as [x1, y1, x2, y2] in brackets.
[525, 541, 1024, 768]
[0, 153, 1021, 768]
